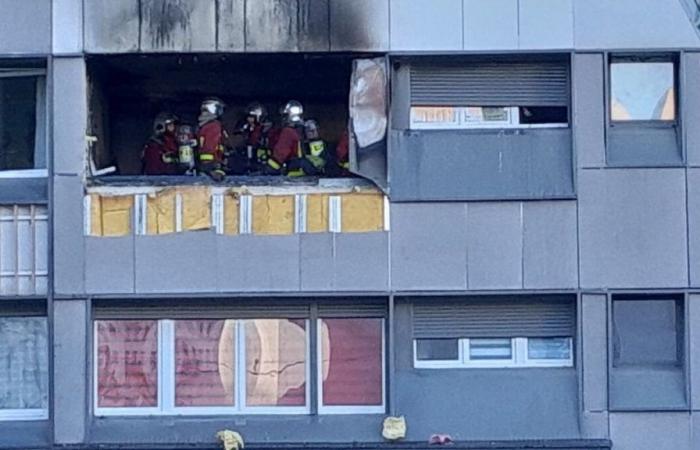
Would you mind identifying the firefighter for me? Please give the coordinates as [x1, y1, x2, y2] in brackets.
[197, 97, 227, 182]
[288, 118, 327, 176]
[265, 100, 305, 174]
[142, 112, 179, 175]
[334, 128, 351, 176]
[176, 124, 197, 175]
[230, 102, 272, 174]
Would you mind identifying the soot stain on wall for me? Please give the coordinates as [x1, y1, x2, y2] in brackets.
[142, 0, 194, 49]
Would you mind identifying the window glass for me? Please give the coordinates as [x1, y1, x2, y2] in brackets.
[0, 77, 39, 170]
[468, 338, 512, 361]
[0, 317, 48, 411]
[96, 320, 158, 408]
[528, 338, 572, 360]
[613, 299, 682, 367]
[610, 62, 675, 121]
[174, 320, 235, 407]
[415, 339, 459, 361]
[321, 318, 383, 406]
[245, 319, 306, 407]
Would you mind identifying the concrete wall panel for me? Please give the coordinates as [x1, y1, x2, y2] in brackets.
[391, 203, 467, 291]
[519, 0, 573, 49]
[245, 0, 301, 52]
[579, 169, 688, 289]
[53, 175, 85, 296]
[298, 0, 331, 51]
[135, 233, 217, 293]
[216, 235, 301, 292]
[84, 0, 140, 53]
[53, 57, 87, 175]
[690, 294, 700, 410]
[334, 233, 389, 292]
[466, 202, 522, 290]
[0, 422, 49, 448]
[52, 0, 83, 54]
[217, 0, 245, 51]
[300, 233, 334, 291]
[574, 0, 700, 49]
[573, 53, 606, 168]
[687, 53, 700, 166]
[0, 0, 50, 54]
[53, 300, 88, 444]
[330, 0, 389, 51]
[523, 201, 578, 289]
[463, 0, 518, 50]
[610, 412, 691, 450]
[85, 237, 135, 295]
[140, 0, 216, 52]
[687, 170, 700, 286]
[581, 294, 608, 412]
[390, 0, 462, 51]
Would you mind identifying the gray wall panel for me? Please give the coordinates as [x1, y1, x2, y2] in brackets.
[300, 233, 334, 291]
[395, 369, 579, 440]
[694, 414, 700, 449]
[389, 129, 575, 202]
[688, 170, 700, 286]
[0, 0, 50, 54]
[140, 0, 216, 52]
[607, 127, 683, 167]
[579, 169, 688, 289]
[390, 0, 462, 51]
[573, 53, 606, 168]
[53, 175, 85, 296]
[216, 235, 301, 292]
[0, 422, 49, 447]
[580, 411, 609, 439]
[85, 237, 135, 295]
[245, 0, 301, 52]
[523, 201, 578, 289]
[298, 0, 331, 51]
[391, 203, 467, 291]
[334, 233, 389, 292]
[216, 0, 245, 51]
[687, 53, 700, 166]
[609, 412, 691, 450]
[574, 0, 699, 49]
[52, 0, 83, 54]
[519, 0, 573, 50]
[581, 294, 608, 412]
[466, 202, 522, 290]
[610, 367, 687, 410]
[53, 300, 88, 444]
[330, 0, 389, 51]
[84, 0, 140, 53]
[89, 415, 382, 444]
[135, 233, 217, 293]
[53, 57, 87, 176]
[690, 294, 700, 410]
[463, 0, 518, 50]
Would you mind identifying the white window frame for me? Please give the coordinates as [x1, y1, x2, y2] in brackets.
[413, 337, 573, 369]
[0, 70, 48, 177]
[94, 319, 311, 417]
[409, 106, 569, 131]
[316, 318, 386, 415]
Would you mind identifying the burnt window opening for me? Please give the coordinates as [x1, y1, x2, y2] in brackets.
[0, 67, 47, 175]
[87, 54, 376, 182]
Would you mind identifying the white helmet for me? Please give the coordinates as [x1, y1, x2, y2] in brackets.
[153, 112, 178, 135]
[280, 100, 304, 124]
[201, 97, 225, 117]
[246, 102, 267, 122]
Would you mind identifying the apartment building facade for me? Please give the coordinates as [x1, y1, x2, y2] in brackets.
[1, 1, 700, 450]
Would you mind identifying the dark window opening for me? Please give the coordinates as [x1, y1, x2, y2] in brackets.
[86, 54, 371, 181]
[0, 74, 45, 172]
[519, 106, 568, 125]
[415, 338, 459, 361]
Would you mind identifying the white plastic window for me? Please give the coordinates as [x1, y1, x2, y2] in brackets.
[409, 106, 568, 130]
[415, 337, 573, 369]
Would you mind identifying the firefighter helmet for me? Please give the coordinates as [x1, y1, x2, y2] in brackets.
[304, 119, 320, 140]
[153, 112, 178, 135]
[246, 102, 267, 122]
[201, 97, 226, 117]
[280, 100, 304, 124]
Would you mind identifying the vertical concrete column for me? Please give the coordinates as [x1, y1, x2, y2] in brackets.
[53, 299, 88, 444]
[580, 293, 609, 437]
[689, 294, 700, 411]
[52, 57, 87, 296]
[684, 53, 700, 166]
[52, 0, 84, 54]
[572, 53, 606, 169]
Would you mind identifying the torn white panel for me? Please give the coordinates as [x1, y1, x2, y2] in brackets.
[349, 58, 388, 148]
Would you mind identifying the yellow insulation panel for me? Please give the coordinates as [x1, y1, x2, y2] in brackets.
[180, 186, 211, 231]
[252, 195, 295, 235]
[341, 193, 384, 233]
[147, 190, 176, 235]
[306, 194, 329, 233]
[89, 195, 103, 236]
[98, 195, 133, 237]
[224, 195, 240, 235]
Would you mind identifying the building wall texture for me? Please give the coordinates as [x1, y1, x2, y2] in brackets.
[1, 1, 700, 449]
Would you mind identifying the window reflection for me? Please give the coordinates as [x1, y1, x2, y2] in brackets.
[611, 62, 675, 121]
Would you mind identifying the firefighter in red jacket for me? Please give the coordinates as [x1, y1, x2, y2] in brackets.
[197, 97, 227, 182]
[142, 112, 179, 175]
[334, 128, 351, 176]
[265, 100, 305, 174]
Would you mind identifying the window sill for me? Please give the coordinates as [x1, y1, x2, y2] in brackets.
[0, 409, 48, 421]
[0, 169, 48, 179]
